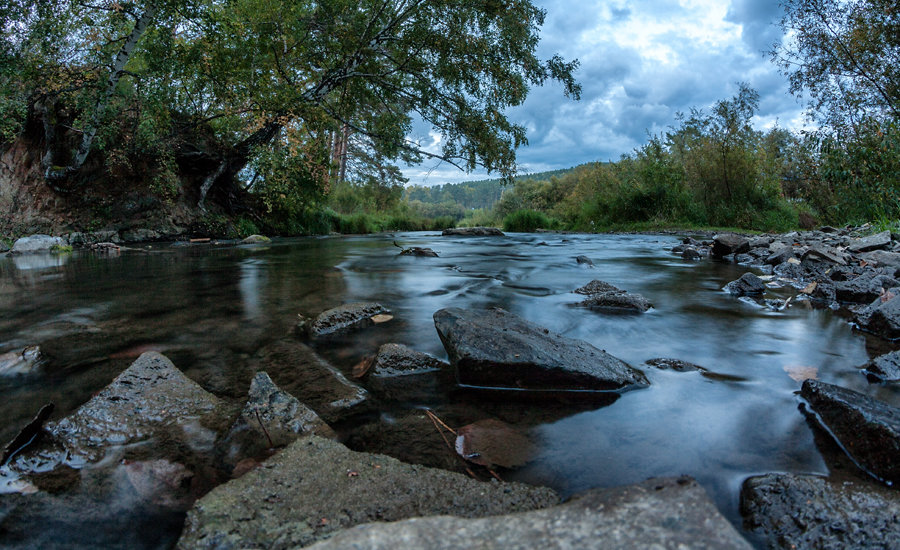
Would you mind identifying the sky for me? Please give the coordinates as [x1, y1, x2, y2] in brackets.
[403, 0, 804, 187]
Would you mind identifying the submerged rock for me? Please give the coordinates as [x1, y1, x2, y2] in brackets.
[711, 233, 750, 258]
[49, 352, 221, 464]
[646, 358, 707, 373]
[574, 292, 652, 313]
[741, 473, 900, 550]
[800, 379, 900, 484]
[861, 350, 900, 382]
[441, 227, 505, 237]
[724, 273, 766, 296]
[575, 255, 594, 266]
[367, 344, 451, 402]
[0, 346, 45, 376]
[9, 235, 64, 254]
[176, 436, 559, 550]
[254, 340, 369, 424]
[310, 476, 751, 550]
[433, 307, 648, 392]
[298, 302, 390, 338]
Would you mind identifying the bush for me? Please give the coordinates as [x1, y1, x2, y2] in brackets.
[503, 209, 554, 232]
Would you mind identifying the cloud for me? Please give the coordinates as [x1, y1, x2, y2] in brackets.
[404, 0, 803, 186]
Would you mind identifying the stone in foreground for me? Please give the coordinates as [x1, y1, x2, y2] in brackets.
[300, 302, 390, 337]
[176, 436, 559, 550]
[741, 473, 900, 550]
[367, 343, 451, 402]
[441, 227, 505, 236]
[50, 352, 220, 464]
[862, 350, 900, 382]
[860, 294, 900, 340]
[724, 272, 765, 296]
[308, 476, 751, 550]
[801, 379, 900, 484]
[433, 307, 648, 391]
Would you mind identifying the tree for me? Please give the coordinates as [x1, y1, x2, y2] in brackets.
[773, 0, 900, 131]
[9, 0, 580, 211]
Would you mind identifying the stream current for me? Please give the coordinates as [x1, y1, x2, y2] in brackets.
[1, 231, 898, 547]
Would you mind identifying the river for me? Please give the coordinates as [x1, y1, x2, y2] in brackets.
[1, 231, 897, 547]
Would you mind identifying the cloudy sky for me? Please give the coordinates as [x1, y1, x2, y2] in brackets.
[403, 0, 805, 186]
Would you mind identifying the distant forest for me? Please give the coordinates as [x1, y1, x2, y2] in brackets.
[404, 168, 575, 210]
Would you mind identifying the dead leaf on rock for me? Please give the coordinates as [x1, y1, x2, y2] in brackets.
[454, 419, 534, 469]
[371, 314, 394, 324]
[783, 365, 818, 382]
[801, 282, 817, 294]
[352, 356, 375, 379]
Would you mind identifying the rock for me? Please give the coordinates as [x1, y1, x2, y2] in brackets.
[862, 350, 900, 383]
[222, 372, 334, 464]
[254, 340, 369, 424]
[765, 246, 795, 266]
[0, 346, 45, 376]
[309, 476, 752, 550]
[119, 228, 160, 243]
[802, 246, 847, 266]
[441, 227, 505, 237]
[49, 352, 221, 464]
[300, 302, 390, 337]
[834, 272, 898, 304]
[741, 473, 900, 550]
[367, 344, 451, 402]
[398, 246, 438, 257]
[176, 436, 559, 550]
[10, 234, 64, 254]
[433, 307, 648, 392]
[574, 280, 622, 295]
[859, 294, 900, 340]
[800, 379, 900, 484]
[241, 234, 271, 244]
[2, 403, 54, 465]
[859, 250, 900, 275]
[574, 292, 652, 313]
[646, 358, 706, 372]
[681, 247, 703, 261]
[575, 255, 594, 266]
[848, 230, 892, 253]
[723, 273, 766, 296]
[711, 233, 750, 258]
[733, 253, 754, 264]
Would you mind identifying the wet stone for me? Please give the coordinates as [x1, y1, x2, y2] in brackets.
[300, 302, 390, 338]
[858, 294, 900, 340]
[310, 476, 752, 550]
[574, 280, 622, 295]
[834, 272, 898, 304]
[646, 358, 706, 372]
[848, 230, 893, 253]
[9, 234, 64, 254]
[801, 379, 900, 484]
[712, 233, 750, 258]
[862, 350, 900, 382]
[433, 307, 648, 392]
[681, 247, 703, 261]
[367, 343, 451, 403]
[575, 255, 594, 266]
[176, 435, 559, 550]
[741, 473, 900, 550]
[574, 292, 652, 313]
[724, 273, 766, 296]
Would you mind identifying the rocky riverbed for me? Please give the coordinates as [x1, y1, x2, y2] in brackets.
[1, 227, 899, 548]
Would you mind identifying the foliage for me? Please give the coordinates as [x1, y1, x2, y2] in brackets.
[502, 209, 555, 232]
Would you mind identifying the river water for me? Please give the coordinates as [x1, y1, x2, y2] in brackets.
[1, 232, 898, 546]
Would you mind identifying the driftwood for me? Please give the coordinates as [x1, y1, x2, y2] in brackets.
[393, 241, 439, 257]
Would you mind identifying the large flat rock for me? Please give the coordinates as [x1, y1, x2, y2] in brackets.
[301, 302, 390, 338]
[801, 379, 900, 484]
[742, 473, 900, 550]
[50, 352, 220, 464]
[848, 230, 892, 253]
[176, 435, 559, 549]
[433, 307, 648, 391]
[308, 476, 751, 550]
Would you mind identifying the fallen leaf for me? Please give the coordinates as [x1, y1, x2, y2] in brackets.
[783, 365, 818, 382]
[801, 282, 817, 294]
[788, 257, 801, 265]
[881, 289, 896, 303]
[352, 356, 375, 379]
[454, 419, 534, 469]
[371, 314, 393, 324]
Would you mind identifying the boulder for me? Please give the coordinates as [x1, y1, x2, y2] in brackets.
[398, 246, 438, 257]
[711, 233, 750, 258]
[49, 352, 221, 464]
[765, 246, 795, 266]
[848, 230, 892, 253]
[861, 350, 900, 383]
[441, 227, 505, 237]
[741, 473, 900, 550]
[176, 436, 559, 550]
[574, 292, 652, 313]
[574, 280, 622, 295]
[254, 340, 369, 424]
[222, 372, 335, 464]
[723, 273, 766, 296]
[367, 343, 451, 402]
[834, 272, 898, 304]
[10, 235, 64, 254]
[801, 379, 900, 484]
[575, 255, 594, 266]
[241, 234, 271, 244]
[859, 294, 900, 340]
[681, 247, 703, 261]
[299, 302, 390, 337]
[433, 307, 648, 391]
[309, 476, 751, 550]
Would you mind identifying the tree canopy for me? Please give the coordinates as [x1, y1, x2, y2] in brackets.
[2, 0, 580, 210]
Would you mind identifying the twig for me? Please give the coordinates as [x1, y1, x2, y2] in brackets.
[254, 407, 275, 448]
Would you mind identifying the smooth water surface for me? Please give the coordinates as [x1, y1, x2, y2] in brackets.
[1, 232, 897, 545]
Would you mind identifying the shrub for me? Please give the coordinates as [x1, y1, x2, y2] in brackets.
[503, 209, 554, 232]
